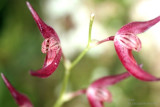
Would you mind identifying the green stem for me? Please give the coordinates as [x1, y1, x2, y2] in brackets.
[69, 47, 90, 70]
[87, 13, 95, 47]
[70, 13, 95, 70]
[53, 13, 95, 107]
[54, 70, 70, 107]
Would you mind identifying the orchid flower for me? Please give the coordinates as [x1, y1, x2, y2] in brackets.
[1, 73, 33, 107]
[26, 1, 62, 78]
[113, 16, 160, 81]
[65, 72, 130, 107]
[86, 72, 130, 107]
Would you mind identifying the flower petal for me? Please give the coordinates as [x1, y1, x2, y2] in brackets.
[91, 72, 130, 88]
[114, 16, 160, 81]
[1, 73, 33, 107]
[87, 92, 104, 107]
[26, 1, 60, 41]
[114, 43, 160, 81]
[30, 48, 62, 78]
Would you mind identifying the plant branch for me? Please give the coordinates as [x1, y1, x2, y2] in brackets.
[54, 13, 95, 107]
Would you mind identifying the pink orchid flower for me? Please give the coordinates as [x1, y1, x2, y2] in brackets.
[1, 73, 33, 107]
[114, 16, 160, 81]
[66, 72, 130, 107]
[86, 72, 130, 107]
[26, 1, 62, 78]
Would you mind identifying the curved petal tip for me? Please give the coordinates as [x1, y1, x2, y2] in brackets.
[30, 49, 62, 78]
[26, 1, 60, 40]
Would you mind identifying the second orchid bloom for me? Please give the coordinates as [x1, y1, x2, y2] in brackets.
[65, 72, 130, 107]
[114, 16, 160, 81]
[101, 16, 160, 81]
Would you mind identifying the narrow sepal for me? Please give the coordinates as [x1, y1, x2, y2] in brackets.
[117, 16, 160, 35]
[26, 1, 59, 41]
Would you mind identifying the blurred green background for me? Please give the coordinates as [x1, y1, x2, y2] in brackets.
[0, 0, 160, 107]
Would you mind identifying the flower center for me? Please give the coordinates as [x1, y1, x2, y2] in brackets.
[94, 88, 112, 102]
[41, 37, 61, 67]
[41, 37, 60, 54]
[116, 33, 141, 52]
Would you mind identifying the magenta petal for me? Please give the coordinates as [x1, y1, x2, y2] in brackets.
[26, 1, 59, 41]
[1, 73, 33, 107]
[92, 72, 130, 87]
[114, 43, 160, 81]
[30, 48, 62, 78]
[87, 95, 104, 107]
[117, 16, 160, 35]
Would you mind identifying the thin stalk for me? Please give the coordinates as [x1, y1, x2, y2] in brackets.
[69, 47, 90, 70]
[87, 13, 95, 47]
[54, 70, 70, 107]
[63, 89, 86, 102]
[54, 13, 95, 107]
[97, 36, 114, 45]
[70, 13, 95, 70]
